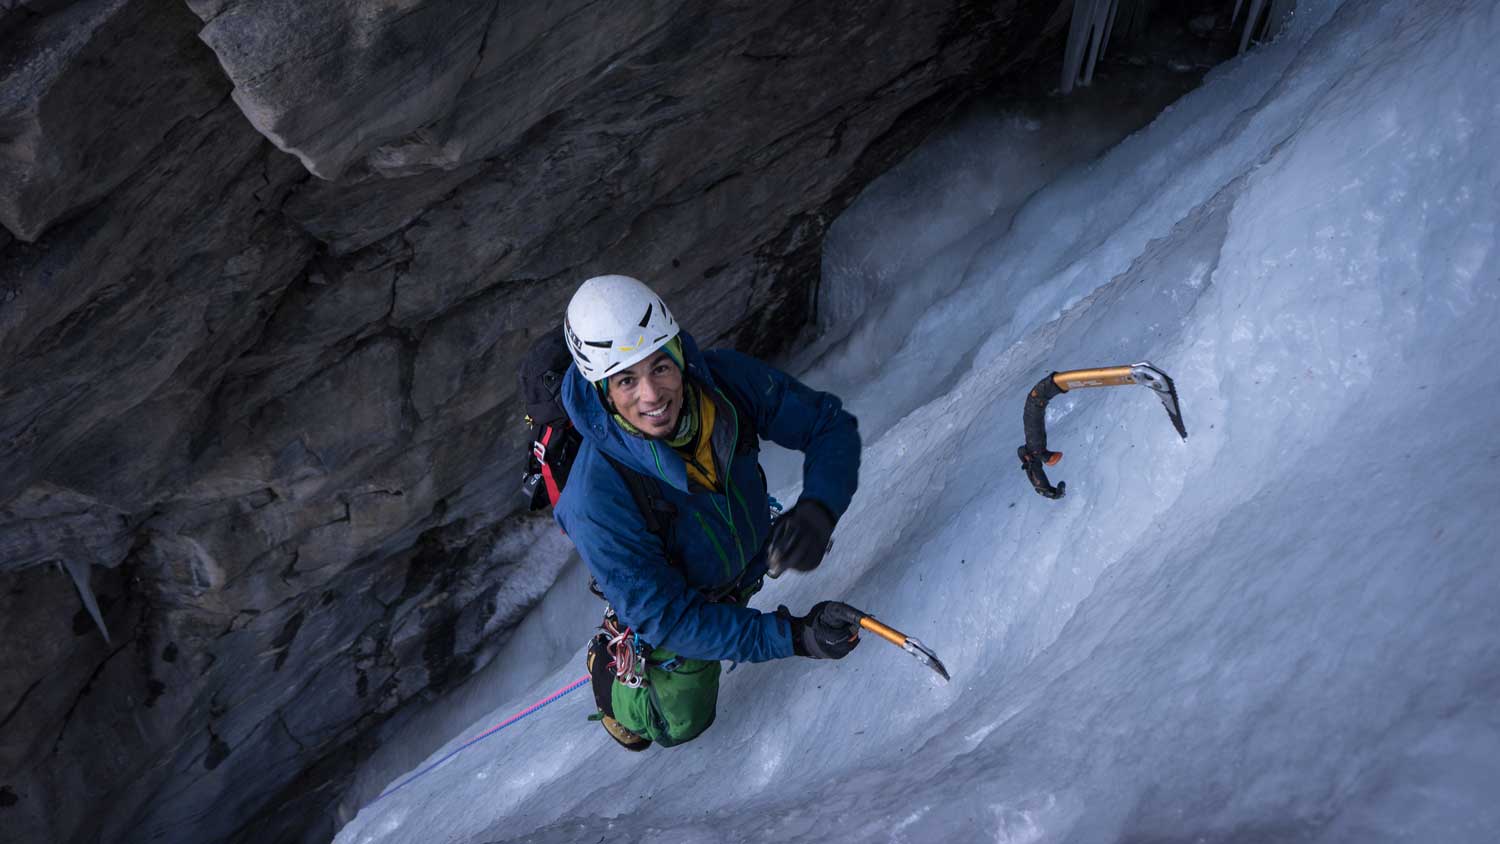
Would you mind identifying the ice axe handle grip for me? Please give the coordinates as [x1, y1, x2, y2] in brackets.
[829, 605, 907, 647]
[828, 604, 903, 644]
[1019, 446, 1065, 499]
[1020, 374, 1067, 498]
[1023, 373, 1063, 457]
[824, 602, 866, 629]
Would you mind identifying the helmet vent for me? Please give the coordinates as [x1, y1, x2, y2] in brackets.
[584, 339, 613, 348]
[638, 304, 653, 327]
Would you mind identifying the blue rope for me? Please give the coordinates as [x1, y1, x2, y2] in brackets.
[368, 674, 590, 807]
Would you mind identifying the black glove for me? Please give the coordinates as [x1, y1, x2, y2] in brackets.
[766, 498, 836, 576]
[779, 601, 863, 660]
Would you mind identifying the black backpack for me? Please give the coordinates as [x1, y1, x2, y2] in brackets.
[517, 329, 587, 511]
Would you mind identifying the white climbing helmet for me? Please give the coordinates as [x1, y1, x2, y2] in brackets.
[563, 274, 680, 383]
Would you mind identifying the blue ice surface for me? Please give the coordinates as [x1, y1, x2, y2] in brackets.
[336, 1, 1500, 841]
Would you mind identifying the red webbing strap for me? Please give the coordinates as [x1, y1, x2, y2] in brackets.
[537, 426, 563, 506]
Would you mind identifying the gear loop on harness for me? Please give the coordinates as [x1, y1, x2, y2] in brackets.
[602, 612, 649, 688]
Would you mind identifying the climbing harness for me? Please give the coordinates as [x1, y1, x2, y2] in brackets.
[1018, 361, 1188, 499]
[368, 674, 590, 806]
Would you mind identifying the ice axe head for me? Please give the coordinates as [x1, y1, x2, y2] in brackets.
[846, 608, 952, 683]
[1130, 362, 1188, 440]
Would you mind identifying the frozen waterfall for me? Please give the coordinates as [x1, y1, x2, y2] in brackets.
[335, 1, 1500, 841]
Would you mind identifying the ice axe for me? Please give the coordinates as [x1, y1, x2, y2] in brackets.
[1018, 361, 1187, 499]
[831, 603, 951, 682]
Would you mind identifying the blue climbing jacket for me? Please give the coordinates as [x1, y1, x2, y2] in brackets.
[555, 331, 860, 664]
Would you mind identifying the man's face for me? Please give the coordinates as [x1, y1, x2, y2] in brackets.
[605, 350, 683, 438]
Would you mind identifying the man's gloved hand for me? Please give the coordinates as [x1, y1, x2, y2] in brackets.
[766, 498, 836, 576]
[778, 601, 863, 660]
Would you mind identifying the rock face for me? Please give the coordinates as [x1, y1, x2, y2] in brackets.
[0, 1, 1066, 842]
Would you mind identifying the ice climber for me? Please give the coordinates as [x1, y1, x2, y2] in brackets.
[556, 274, 865, 750]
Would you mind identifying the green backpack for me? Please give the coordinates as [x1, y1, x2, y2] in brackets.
[609, 646, 722, 747]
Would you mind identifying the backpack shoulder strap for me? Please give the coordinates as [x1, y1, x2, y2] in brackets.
[599, 450, 677, 552]
[714, 380, 762, 458]
[701, 371, 758, 456]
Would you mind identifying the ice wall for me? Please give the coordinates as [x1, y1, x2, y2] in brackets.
[335, 1, 1500, 841]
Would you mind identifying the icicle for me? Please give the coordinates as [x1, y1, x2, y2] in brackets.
[1238, 0, 1297, 53]
[1263, 0, 1298, 42]
[1064, 0, 1304, 92]
[1060, 0, 1090, 94]
[1238, 0, 1267, 52]
[1080, 0, 1113, 85]
[1062, 0, 1134, 94]
[1098, 0, 1122, 66]
[60, 559, 111, 644]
